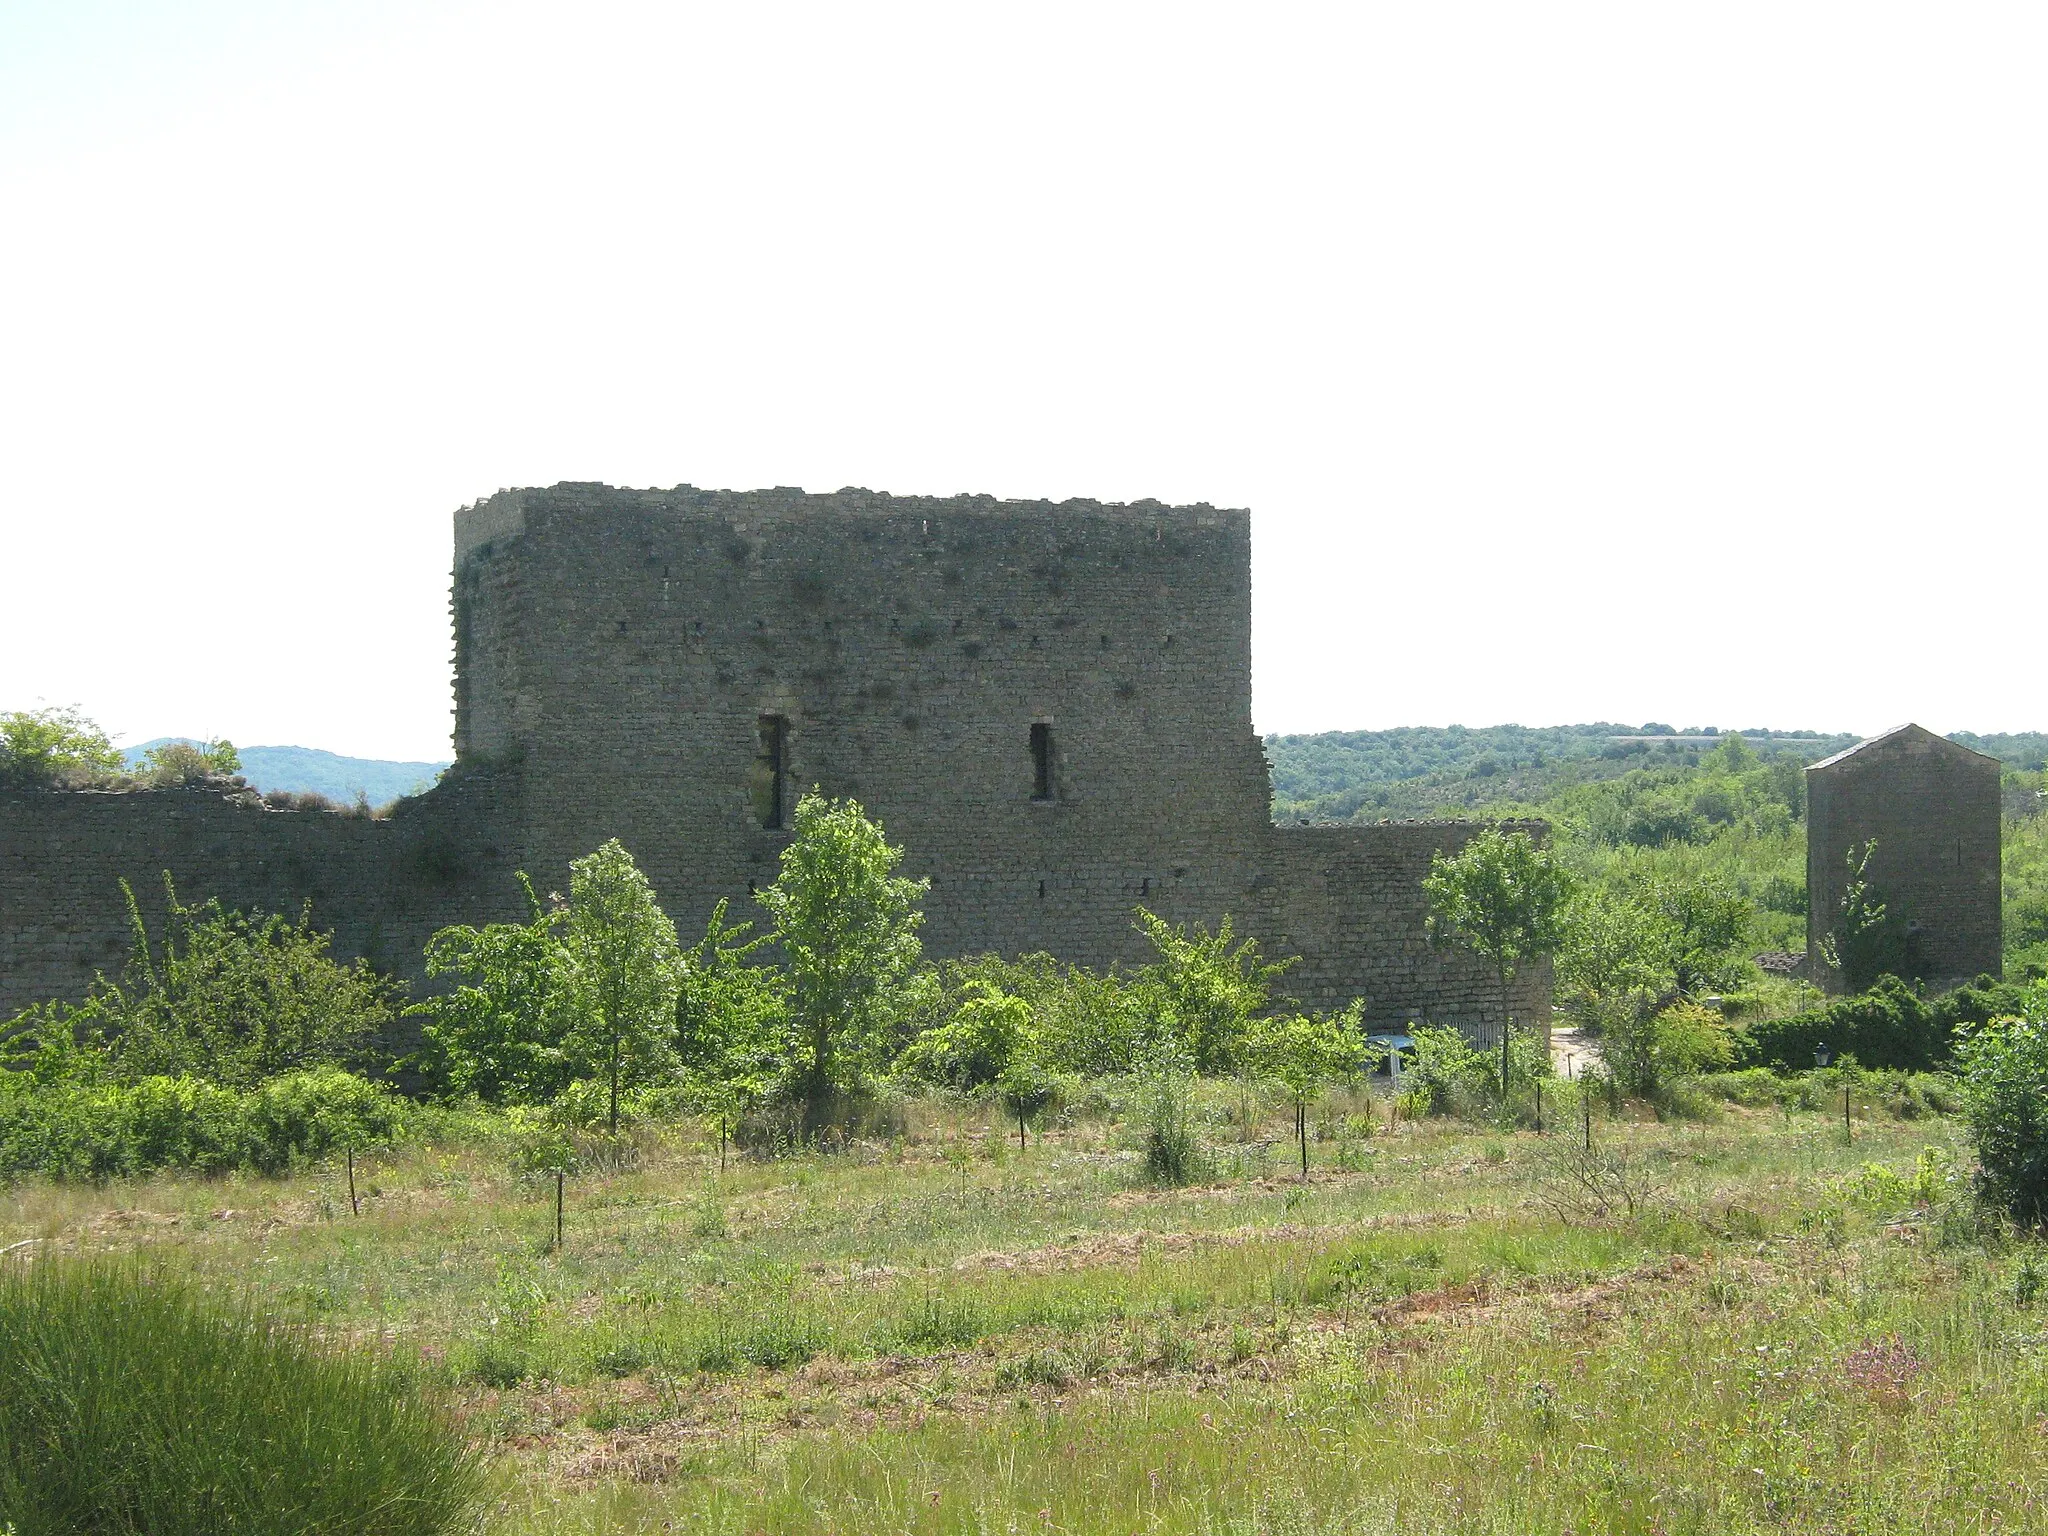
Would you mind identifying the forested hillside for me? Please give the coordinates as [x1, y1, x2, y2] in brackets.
[1266, 725, 2048, 823]
[1267, 724, 2048, 973]
[1265, 724, 1856, 822]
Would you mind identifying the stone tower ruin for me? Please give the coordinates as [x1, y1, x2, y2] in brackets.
[1806, 723, 2001, 992]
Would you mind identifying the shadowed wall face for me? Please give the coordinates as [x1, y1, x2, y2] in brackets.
[1806, 725, 2001, 992]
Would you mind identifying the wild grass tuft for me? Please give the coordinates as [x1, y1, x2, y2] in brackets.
[0, 1258, 481, 1536]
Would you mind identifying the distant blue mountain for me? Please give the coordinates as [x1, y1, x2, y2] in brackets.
[125, 741, 449, 806]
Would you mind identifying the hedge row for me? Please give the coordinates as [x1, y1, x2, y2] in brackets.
[1736, 974, 2028, 1073]
[0, 1067, 408, 1180]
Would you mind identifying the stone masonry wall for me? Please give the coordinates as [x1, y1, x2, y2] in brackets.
[0, 770, 529, 1028]
[1253, 822, 1552, 1030]
[1807, 724, 2001, 991]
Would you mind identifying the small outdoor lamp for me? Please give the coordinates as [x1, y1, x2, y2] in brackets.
[1814, 1043, 1831, 1068]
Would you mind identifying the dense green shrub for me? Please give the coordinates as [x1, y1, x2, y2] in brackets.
[17, 874, 404, 1087]
[0, 1074, 242, 1178]
[1404, 1024, 1499, 1117]
[1955, 1006, 2048, 1225]
[0, 1068, 407, 1179]
[897, 982, 1032, 1088]
[1131, 908, 1294, 1073]
[0, 1260, 479, 1535]
[923, 953, 1155, 1078]
[135, 737, 240, 787]
[1594, 998, 1737, 1097]
[237, 1067, 411, 1173]
[1735, 974, 2028, 1073]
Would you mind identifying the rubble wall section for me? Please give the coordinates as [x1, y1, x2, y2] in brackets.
[0, 771, 528, 1022]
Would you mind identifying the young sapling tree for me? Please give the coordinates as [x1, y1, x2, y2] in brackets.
[560, 840, 681, 1134]
[756, 793, 927, 1137]
[1245, 1005, 1371, 1178]
[1424, 829, 1573, 1095]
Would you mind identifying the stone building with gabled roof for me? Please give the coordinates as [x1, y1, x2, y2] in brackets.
[1806, 723, 2001, 992]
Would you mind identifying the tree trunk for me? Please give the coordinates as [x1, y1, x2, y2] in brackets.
[608, 1034, 621, 1134]
[1298, 1098, 1309, 1179]
[1498, 965, 1512, 1097]
[801, 1017, 833, 1140]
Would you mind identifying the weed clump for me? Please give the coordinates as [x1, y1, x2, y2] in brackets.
[1133, 1048, 1207, 1186]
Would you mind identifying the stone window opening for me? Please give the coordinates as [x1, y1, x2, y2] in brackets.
[753, 714, 789, 829]
[1030, 723, 1055, 802]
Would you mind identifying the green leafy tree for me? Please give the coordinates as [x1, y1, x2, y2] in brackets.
[1244, 1004, 1371, 1176]
[139, 738, 241, 787]
[756, 793, 928, 1135]
[417, 875, 572, 1103]
[1630, 869, 1752, 995]
[1556, 885, 1665, 1015]
[1133, 908, 1295, 1073]
[674, 899, 786, 1167]
[0, 705, 123, 788]
[560, 840, 681, 1133]
[996, 1058, 1058, 1150]
[1424, 828, 1574, 1092]
[1819, 839, 1922, 991]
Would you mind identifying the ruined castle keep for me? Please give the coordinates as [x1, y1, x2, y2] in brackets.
[2, 484, 1546, 1030]
[1807, 723, 2002, 992]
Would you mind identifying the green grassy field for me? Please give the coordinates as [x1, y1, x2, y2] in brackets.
[5, 1092, 2044, 1534]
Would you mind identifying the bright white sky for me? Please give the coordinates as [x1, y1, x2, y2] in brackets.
[2, 3, 2042, 762]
